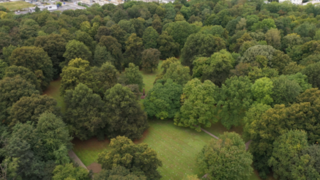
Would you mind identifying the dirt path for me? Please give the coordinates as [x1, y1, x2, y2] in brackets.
[200, 128, 219, 139]
[68, 150, 88, 171]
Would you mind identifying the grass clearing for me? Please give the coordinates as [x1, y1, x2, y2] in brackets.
[73, 120, 213, 179]
[0, 1, 34, 11]
[141, 60, 162, 93]
[43, 77, 66, 112]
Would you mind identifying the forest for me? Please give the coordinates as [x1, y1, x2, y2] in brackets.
[1, 0, 320, 179]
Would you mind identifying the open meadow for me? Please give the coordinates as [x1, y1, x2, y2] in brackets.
[0, 1, 34, 11]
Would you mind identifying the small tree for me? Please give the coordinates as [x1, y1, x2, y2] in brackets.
[62, 40, 92, 66]
[119, 63, 144, 91]
[141, 48, 160, 72]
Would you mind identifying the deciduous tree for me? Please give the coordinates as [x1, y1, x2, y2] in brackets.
[142, 27, 159, 49]
[141, 48, 160, 72]
[52, 163, 91, 180]
[157, 31, 179, 59]
[119, 63, 144, 91]
[62, 40, 92, 65]
[124, 33, 144, 66]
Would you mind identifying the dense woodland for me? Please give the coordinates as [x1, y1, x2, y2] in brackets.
[1, 0, 320, 179]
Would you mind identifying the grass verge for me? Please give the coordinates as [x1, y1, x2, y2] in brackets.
[0, 1, 34, 11]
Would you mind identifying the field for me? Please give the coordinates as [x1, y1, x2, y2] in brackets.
[0, 1, 34, 11]
[141, 60, 162, 93]
[73, 120, 213, 179]
[42, 77, 66, 112]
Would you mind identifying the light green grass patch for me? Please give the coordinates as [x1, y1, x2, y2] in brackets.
[43, 78, 66, 112]
[0, 1, 34, 11]
[141, 60, 162, 93]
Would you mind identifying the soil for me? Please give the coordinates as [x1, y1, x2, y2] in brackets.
[42, 77, 62, 95]
[87, 162, 102, 173]
[72, 137, 110, 150]
[133, 128, 150, 144]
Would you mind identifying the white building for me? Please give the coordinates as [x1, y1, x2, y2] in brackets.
[279, 0, 302, 5]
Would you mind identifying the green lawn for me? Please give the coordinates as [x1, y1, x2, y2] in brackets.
[0, 1, 34, 11]
[73, 120, 213, 179]
[43, 78, 66, 112]
[141, 61, 162, 93]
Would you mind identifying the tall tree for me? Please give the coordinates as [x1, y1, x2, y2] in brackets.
[124, 33, 144, 66]
[62, 40, 92, 66]
[9, 94, 60, 127]
[193, 50, 234, 86]
[161, 61, 191, 85]
[302, 62, 320, 88]
[181, 33, 226, 69]
[95, 166, 147, 180]
[64, 83, 106, 140]
[9, 46, 53, 90]
[97, 136, 162, 180]
[0, 77, 39, 124]
[144, 79, 183, 119]
[157, 31, 179, 59]
[251, 77, 274, 105]
[268, 130, 309, 180]
[104, 84, 148, 139]
[265, 28, 281, 49]
[174, 79, 217, 131]
[142, 26, 159, 49]
[197, 132, 253, 180]
[119, 63, 144, 91]
[271, 76, 301, 105]
[141, 48, 160, 72]
[52, 163, 91, 180]
[93, 45, 115, 67]
[217, 76, 253, 129]
[99, 35, 123, 71]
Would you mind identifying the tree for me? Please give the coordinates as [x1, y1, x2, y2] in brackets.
[265, 28, 281, 49]
[4, 65, 41, 92]
[268, 130, 309, 180]
[0, 77, 39, 124]
[9, 94, 60, 127]
[157, 31, 180, 59]
[251, 18, 276, 31]
[162, 61, 191, 85]
[97, 136, 162, 179]
[62, 40, 92, 66]
[270, 50, 292, 74]
[197, 132, 253, 180]
[302, 62, 320, 88]
[36, 112, 72, 163]
[119, 63, 144, 91]
[217, 76, 253, 129]
[141, 48, 160, 72]
[300, 145, 320, 180]
[9, 46, 53, 90]
[286, 73, 312, 92]
[93, 45, 115, 67]
[104, 84, 148, 139]
[52, 163, 91, 180]
[251, 77, 274, 105]
[95, 166, 147, 180]
[99, 35, 123, 71]
[174, 79, 217, 131]
[144, 79, 183, 119]
[142, 27, 159, 49]
[64, 83, 106, 140]
[193, 50, 234, 86]
[34, 34, 67, 79]
[130, 18, 145, 37]
[241, 45, 276, 64]
[181, 33, 226, 69]
[0, 59, 7, 79]
[162, 21, 200, 48]
[271, 76, 302, 105]
[118, 19, 135, 34]
[124, 33, 144, 66]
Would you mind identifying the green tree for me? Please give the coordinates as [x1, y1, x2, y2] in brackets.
[174, 79, 217, 131]
[9, 94, 60, 127]
[141, 48, 160, 72]
[294, 22, 316, 38]
[251, 18, 276, 31]
[9, 46, 53, 90]
[93, 45, 115, 67]
[268, 130, 309, 180]
[104, 84, 148, 139]
[144, 79, 183, 119]
[271, 76, 302, 105]
[251, 77, 274, 105]
[286, 73, 312, 92]
[34, 34, 67, 79]
[197, 132, 253, 180]
[0, 59, 7, 79]
[217, 76, 253, 129]
[99, 35, 123, 71]
[181, 33, 226, 69]
[241, 45, 276, 64]
[97, 136, 162, 179]
[124, 33, 144, 66]
[157, 31, 180, 59]
[62, 40, 92, 66]
[302, 62, 320, 88]
[265, 28, 281, 49]
[162, 61, 191, 85]
[65, 83, 106, 140]
[118, 19, 136, 34]
[119, 63, 144, 91]
[52, 163, 91, 180]
[0, 77, 39, 124]
[95, 166, 147, 180]
[142, 27, 159, 49]
[4, 65, 41, 92]
[300, 145, 320, 179]
[193, 50, 234, 86]
[2, 45, 17, 63]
